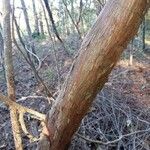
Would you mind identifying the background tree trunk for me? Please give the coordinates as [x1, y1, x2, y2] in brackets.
[38, 0, 150, 150]
[20, 0, 37, 63]
[43, 0, 63, 43]
[62, 0, 82, 39]
[142, 16, 146, 50]
[0, 26, 5, 76]
[32, 0, 40, 33]
[2, 0, 23, 149]
[93, 0, 106, 16]
[0, 27, 4, 63]
[20, 0, 32, 36]
[39, 12, 44, 35]
[40, 0, 51, 37]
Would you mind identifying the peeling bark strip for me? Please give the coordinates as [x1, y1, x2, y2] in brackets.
[40, 0, 150, 149]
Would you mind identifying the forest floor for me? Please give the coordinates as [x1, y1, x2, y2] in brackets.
[0, 37, 149, 150]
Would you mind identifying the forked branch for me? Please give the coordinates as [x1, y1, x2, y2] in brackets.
[0, 92, 46, 120]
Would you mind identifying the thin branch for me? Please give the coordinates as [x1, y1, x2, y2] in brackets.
[43, 0, 66, 47]
[17, 95, 50, 102]
[62, 0, 82, 39]
[19, 112, 38, 141]
[0, 92, 46, 120]
[12, 17, 55, 100]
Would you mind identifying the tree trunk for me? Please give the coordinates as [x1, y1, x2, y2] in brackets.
[20, 0, 37, 63]
[0, 28, 3, 62]
[20, 0, 32, 35]
[32, 0, 40, 33]
[39, 12, 45, 35]
[62, 0, 82, 39]
[39, 0, 150, 149]
[43, 0, 69, 56]
[76, 0, 83, 30]
[2, 0, 23, 149]
[142, 16, 146, 50]
[40, 0, 51, 36]
[43, 0, 63, 43]
[0, 27, 4, 70]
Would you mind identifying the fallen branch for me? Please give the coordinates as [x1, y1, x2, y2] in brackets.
[19, 112, 39, 141]
[17, 95, 50, 102]
[0, 93, 47, 142]
[0, 92, 46, 120]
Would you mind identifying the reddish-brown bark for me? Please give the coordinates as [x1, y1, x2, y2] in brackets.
[39, 0, 150, 149]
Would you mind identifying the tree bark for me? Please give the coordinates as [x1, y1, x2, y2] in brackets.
[39, 12, 45, 35]
[142, 16, 146, 50]
[43, 0, 63, 43]
[0, 28, 3, 62]
[62, 0, 82, 39]
[39, 0, 150, 149]
[20, 0, 32, 35]
[0, 27, 4, 69]
[93, 0, 106, 16]
[2, 0, 23, 149]
[43, 0, 70, 56]
[20, 0, 37, 63]
[32, 0, 40, 33]
[40, 0, 51, 36]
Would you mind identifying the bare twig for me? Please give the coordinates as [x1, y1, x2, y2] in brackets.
[76, 128, 150, 145]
